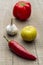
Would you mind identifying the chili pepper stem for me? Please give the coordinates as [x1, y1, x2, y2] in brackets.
[3, 36, 10, 42]
[11, 18, 13, 25]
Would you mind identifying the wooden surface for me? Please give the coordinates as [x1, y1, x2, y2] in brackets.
[0, 0, 43, 65]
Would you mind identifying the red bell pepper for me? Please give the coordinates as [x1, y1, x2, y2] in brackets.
[13, 1, 31, 21]
[4, 36, 36, 60]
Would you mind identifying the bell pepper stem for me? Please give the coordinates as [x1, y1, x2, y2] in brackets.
[3, 36, 10, 42]
[20, 3, 25, 6]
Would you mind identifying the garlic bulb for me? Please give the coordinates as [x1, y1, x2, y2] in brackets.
[6, 19, 18, 36]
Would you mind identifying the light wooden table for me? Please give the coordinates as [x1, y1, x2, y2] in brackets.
[0, 0, 43, 65]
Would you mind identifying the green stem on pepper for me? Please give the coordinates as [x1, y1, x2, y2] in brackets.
[3, 36, 10, 42]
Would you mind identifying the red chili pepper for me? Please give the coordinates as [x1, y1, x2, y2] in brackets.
[4, 36, 36, 60]
[13, 1, 31, 21]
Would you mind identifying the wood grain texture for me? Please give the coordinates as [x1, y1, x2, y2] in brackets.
[0, 0, 43, 65]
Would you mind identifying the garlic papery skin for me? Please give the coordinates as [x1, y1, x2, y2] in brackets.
[6, 24, 18, 36]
